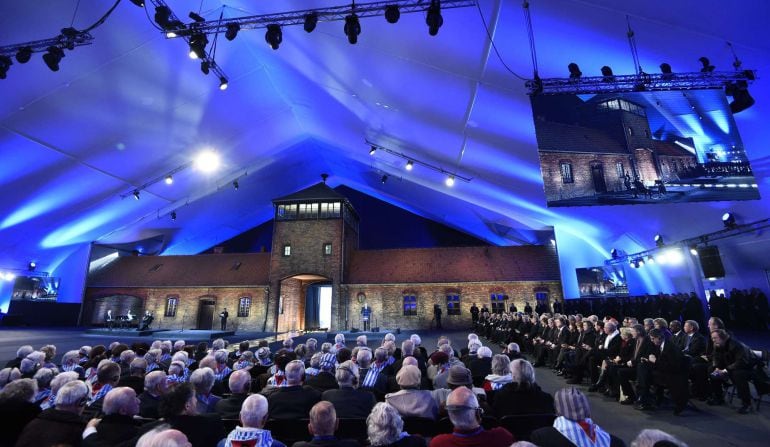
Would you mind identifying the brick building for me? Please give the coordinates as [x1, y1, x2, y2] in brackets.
[534, 95, 697, 204]
[84, 183, 561, 331]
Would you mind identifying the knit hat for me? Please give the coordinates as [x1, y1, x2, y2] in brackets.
[446, 365, 473, 387]
[554, 387, 591, 421]
[396, 364, 421, 388]
[257, 347, 270, 360]
[429, 351, 449, 365]
[319, 353, 337, 371]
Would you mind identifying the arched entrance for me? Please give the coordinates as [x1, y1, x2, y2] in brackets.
[197, 297, 216, 330]
[277, 274, 331, 333]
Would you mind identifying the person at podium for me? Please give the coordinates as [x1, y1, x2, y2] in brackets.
[361, 303, 372, 331]
[220, 308, 229, 331]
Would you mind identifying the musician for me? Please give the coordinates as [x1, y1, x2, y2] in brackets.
[139, 311, 154, 331]
[220, 308, 229, 331]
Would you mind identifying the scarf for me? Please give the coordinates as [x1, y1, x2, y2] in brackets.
[266, 370, 287, 387]
[214, 365, 232, 382]
[224, 427, 275, 447]
[89, 383, 113, 405]
[40, 392, 57, 410]
[361, 362, 386, 388]
[482, 373, 512, 391]
[146, 363, 159, 374]
[553, 416, 610, 447]
[305, 367, 320, 377]
[34, 389, 52, 405]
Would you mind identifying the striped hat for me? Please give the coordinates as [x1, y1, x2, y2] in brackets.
[319, 353, 337, 371]
[554, 387, 591, 421]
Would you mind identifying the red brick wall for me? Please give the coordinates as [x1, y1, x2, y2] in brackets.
[540, 152, 632, 201]
[634, 148, 659, 185]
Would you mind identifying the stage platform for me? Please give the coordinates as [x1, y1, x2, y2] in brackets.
[84, 328, 165, 337]
[84, 328, 236, 339]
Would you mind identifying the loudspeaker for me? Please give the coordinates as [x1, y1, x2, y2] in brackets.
[698, 246, 725, 278]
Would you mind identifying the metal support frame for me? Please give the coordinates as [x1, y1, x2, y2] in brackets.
[527, 70, 757, 95]
[367, 140, 473, 183]
[0, 30, 94, 58]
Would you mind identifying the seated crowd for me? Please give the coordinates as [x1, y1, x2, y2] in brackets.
[0, 325, 716, 447]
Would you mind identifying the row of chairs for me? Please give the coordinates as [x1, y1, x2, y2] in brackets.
[220, 414, 557, 445]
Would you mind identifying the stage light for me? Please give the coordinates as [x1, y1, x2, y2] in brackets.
[722, 212, 736, 228]
[129, 0, 145, 7]
[405, 160, 414, 171]
[219, 76, 228, 90]
[170, 211, 177, 221]
[699, 56, 715, 73]
[154, 6, 172, 29]
[646, 255, 655, 264]
[662, 248, 684, 265]
[600, 66, 615, 82]
[568, 63, 582, 79]
[637, 258, 645, 267]
[200, 60, 210, 75]
[385, 5, 400, 23]
[3, 272, 15, 281]
[225, 23, 240, 41]
[188, 33, 208, 59]
[165, 21, 185, 38]
[610, 248, 619, 259]
[132, 190, 141, 200]
[445, 175, 455, 187]
[0, 56, 10, 79]
[654, 234, 664, 247]
[16, 47, 32, 64]
[28, 261, 36, 271]
[304, 13, 318, 33]
[660, 62, 673, 79]
[232, 180, 239, 190]
[726, 80, 755, 114]
[344, 14, 361, 44]
[689, 245, 699, 256]
[195, 150, 220, 172]
[189, 11, 205, 23]
[265, 24, 283, 50]
[381, 174, 388, 184]
[165, 175, 173, 185]
[369, 146, 377, 156]
[43, 46, 64, 71]
[426, 0, 443, 36]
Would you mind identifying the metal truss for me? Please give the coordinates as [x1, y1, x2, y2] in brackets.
[527, 70, 757, 96]
[0, 28, 94, 58]
[166, 0, 477, 36]
[605, 217, 770, 266]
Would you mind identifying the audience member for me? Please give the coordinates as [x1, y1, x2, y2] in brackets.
[266, 359, 322, 419]
[305, 353, 340, 393]
[292, 401, 360, 447]
[216, 369, 251, 419]
[156, 382, 225, 447]
[367, 402, 427, 447]
[15, 380, 89, 447]
[386, 364, 438, 419]
[482, 354, 513, 392]
[0, 378, 41, 446]
[492, 359, 554, 416]
[191, 367, 221, 413]
[222, 394, 286, 447]
[82, 387, 142, 446]
[322, 360, 376, 418]
[139, 370, 169, 418]
[136, 426, 193, 447]
[429, 387, 513, 447]
[630, 429, 687, 447]
[84, 361, 121, 418]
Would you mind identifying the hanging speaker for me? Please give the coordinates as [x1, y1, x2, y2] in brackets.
[698, 246, 725, 278]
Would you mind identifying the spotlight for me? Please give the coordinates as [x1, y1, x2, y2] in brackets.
[42, 46, 64, 72]
[265, 24, 283, 50]
[699, 56, 715, 73]
[0, 56, 10, 79]
[344, 14, 361, 44]
[15, 46, 32, 64]
[188, 11, 205, 23]
[188, 33, 208, 59]
[3, 272, 15, 281]
[304, 13, 318, 33]
[385, 5, 400, 24]
[154, 6, 172, 29]
[200, 60, 210, 75]
[170, 211, 177, 221]
[405, 160, 414, 171]
[369, 146, 377, 155]
[165, 21, 185, 38]
[225, 23, 240, 41]
[445, 175, 455, 187]
[568, 62, 582, 79]
[195, 150, 220, 172]
[426, 0, 443, 36]
[654, 234, 664, 247]
[646, 255, 655, 264]
[637, 258, 645, 267]
[165, 175, 173, 185]
[219, 76, 228, 90]
[129, 0, 145, 7]
[610, 248, 619, 259]
[232, 180, 239, 190]
[726, 80, 755, 114]
[600, 66, 615, 82]
[381, 174, 388, 184]
[660, 63, 673, 78]
[28, 261, 36, 271]
[722, 212, 736, 228]
[132, 190, 141, 200]
[689, 245, 699, 256]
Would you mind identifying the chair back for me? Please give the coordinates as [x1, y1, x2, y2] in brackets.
[265, 419, 310, 445]
[500, 413, 556, 441]
[336, 418, 368, 443]
[222, 418, 241, 432]
[402, 417, 438, 437]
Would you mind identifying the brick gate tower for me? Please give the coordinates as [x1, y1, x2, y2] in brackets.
[266, 180, 359, 333]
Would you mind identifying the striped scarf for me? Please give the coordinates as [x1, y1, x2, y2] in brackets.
[553, 416, 610, 447]
[40, 393, 56, 410]
[34, 389, 52, 405]
[361, 362, 386, 388]
[89, 383, 113, 405]
[214, 365, 232, 382]
[146, 363, 160, 374]
[167, 373, 187, 384]
[234, 360, 253, 371]
[266, 370, 287, 387]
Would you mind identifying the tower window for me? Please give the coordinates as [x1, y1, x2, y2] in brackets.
[323, 243, 332, 256]
[238, 297, 251, 317]
[164, 296, 178, 317]
[403, 295, 417, 316]
[283, 244, 291, 256]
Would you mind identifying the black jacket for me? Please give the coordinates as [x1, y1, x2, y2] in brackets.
[682, 332, 707, 358]
[265, 385, 322, 420]
[15, 408, 87, 447]
[0, 398, 40, 447]
[322, 387, 376, 419]
[215, 393, 249, 419]
[163, 414, 226, 447]
[138, 391, 162, 419]
[713, 337, 758, 372]
[292, 437, 360, 447]
[82, 414, 142, 447]
[492, 382, 555, 417]
[305, 372, 340, 393]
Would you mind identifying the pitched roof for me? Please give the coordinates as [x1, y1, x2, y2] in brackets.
[87, 253, 270, 288]
[650, 139, 697, 157]
[346, 246, 560, 284]
[535, 121, 627, 155]
[272, 182, 349, 203]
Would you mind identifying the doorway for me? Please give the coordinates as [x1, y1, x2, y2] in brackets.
[197, 299, 215, 330]
[305, 284, 332, 330]
[591, 163, 607, 193]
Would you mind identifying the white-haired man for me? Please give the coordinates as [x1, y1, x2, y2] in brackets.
[82, 387, 142, 446]
[16, 380, 89, 447]
[292, 401, 359, 447]
[215, 369, 252, 419]
[139, 370, 168, 418]
[222, 394, 286, 447]
[322, 360, 376, 419]
[265, 359, 321, 419]
[190, 367, 221, 413]
[429, 387, 513, 447]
